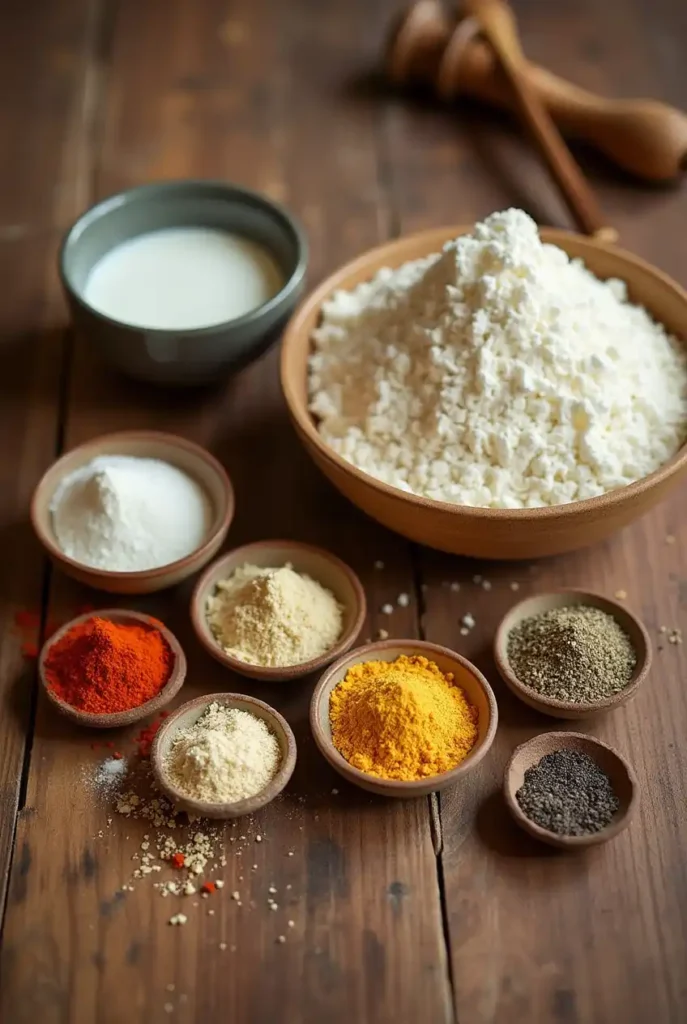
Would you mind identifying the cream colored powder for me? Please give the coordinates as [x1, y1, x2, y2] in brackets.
[165, 702, 280, 803]
[206, 562, 343, 667]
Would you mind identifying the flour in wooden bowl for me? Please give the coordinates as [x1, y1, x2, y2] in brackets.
[308, 209, 687, 509]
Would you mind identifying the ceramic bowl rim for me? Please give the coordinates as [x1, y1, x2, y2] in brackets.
[190, 539, 367, 680]
[503, 730, 639, 848]
[281, 223, 687, 523]
[493, 588, 652, 714]
[150, 692, 297, 815]
[38, 607, 187, 727]
[310, 638, 499, 793]
[30, 430, 235, 582]
[59, 178, 309, 337]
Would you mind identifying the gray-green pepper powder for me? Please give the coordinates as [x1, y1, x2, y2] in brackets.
[507, 604, 636, 703]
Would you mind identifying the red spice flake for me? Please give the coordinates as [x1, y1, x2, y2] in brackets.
[201, 882, 216, 895]
[171, 853, 186, 869]
[14, 610, 40, 631]
[134, 716, 165, 757]
[43, 617, 173, 715]
[21, 642, 38, 659]
[112, 752, 123, 760]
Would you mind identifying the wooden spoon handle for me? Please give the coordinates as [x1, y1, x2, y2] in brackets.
[386, 2, 687, 183]
[464, 0, 616, 241]
[438, 22, 687, 182]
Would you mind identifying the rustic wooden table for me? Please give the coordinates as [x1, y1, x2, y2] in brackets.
[0, 1, 685, 1022]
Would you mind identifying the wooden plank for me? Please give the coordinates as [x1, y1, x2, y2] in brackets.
[0, 2, 454, 1022]
[0, 243, 63, 914]
[384, 0, 687, 1020]
[0, 0, 101, 916]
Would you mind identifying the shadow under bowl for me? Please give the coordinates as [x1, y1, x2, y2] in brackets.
[39, 608, 187, 728]
[494, 589, 652, 720]
[310, 639, 498, 797]
[60, 180, 308, 386]
[150, 693, 297, 819]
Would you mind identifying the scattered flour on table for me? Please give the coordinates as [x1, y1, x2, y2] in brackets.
[84, 755, 128, 796]
[164, 702, 281, 803]
[206, 562, 343, 667]
[51, 455, 211, 571]
[308, 208, 687, 509]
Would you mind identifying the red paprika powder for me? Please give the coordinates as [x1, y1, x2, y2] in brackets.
[44, 616, 173, 714]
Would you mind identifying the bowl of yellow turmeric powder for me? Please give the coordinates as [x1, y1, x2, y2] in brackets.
[310, 640, 498, 797]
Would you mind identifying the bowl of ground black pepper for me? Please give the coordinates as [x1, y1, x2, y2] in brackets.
[494, 590, 651, 719]
[504, 732, 639, 849]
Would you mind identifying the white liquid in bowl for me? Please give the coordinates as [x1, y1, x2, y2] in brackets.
[83, 227, 284, 330]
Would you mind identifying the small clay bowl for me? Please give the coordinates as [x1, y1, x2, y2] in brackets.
[31, 430, 234, 594]
[191, 540, 366, 681]
[39, 608, 187, 728]
[504, 731, 639, 850]
[150, 693, 297, 819]
[494, 589, 651, 720]
[310, 639, 498, 798]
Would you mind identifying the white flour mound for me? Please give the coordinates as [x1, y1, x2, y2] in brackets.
[206, 562, 343, 667]
[308, 209, 687, 509]
[51, 455, 211, 571]
[165, 703, 281, 803]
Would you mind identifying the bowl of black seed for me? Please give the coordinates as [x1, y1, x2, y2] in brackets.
[504, 731, 638, 849]
[494, 589, 651, 719]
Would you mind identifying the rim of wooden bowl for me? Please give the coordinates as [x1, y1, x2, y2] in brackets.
[494, 589, 652, 719]
[310, 638, 499, 797]
[39, 608, 187, 728]
[150, 692, 297, 819]
[30, 430, 235, 585]
[503, 731, 639, 849]
[190, 539, 367, 681]
[280, 224, 687, 527]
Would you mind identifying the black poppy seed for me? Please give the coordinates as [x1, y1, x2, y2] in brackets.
[507, 605, 636, 703]
[516, 749, 620, 836]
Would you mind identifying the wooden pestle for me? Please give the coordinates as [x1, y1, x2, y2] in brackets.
[387, 0, 687, 182]
[464, 0, 615, 240]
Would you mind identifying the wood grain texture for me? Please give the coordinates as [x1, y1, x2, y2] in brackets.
[383, 0, 687, 1020]
[0, 0, 98, 918]
[0, 0, 686, 1021]
[0, 1, 452, 1022]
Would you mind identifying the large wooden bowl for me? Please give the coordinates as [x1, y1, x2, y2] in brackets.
[280, 226, 687, 559]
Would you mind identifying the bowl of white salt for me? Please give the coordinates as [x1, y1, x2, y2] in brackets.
[281, 209, 687, 559]
[59, 180, 307, 386]
[31, 430, 234, 594]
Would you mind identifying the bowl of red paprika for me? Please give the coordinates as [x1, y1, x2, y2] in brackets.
[39, 609, 187, 728]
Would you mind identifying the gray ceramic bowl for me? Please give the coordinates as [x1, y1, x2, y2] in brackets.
[59, 180, 308, 385]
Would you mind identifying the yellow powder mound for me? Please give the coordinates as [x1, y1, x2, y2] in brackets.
[329, 654, 479, 780]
